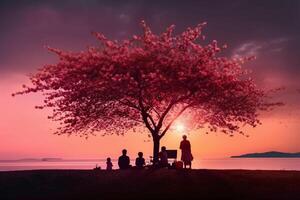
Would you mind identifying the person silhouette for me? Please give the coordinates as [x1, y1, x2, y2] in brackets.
[135, 152, 145, 169]
[180, 135, 193, 169]
[158, 146, 168, 168]
[106, 157, 113, 170]
[118, 149, 130, 169]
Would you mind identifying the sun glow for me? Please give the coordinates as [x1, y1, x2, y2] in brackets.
[174, 122, 186, 133]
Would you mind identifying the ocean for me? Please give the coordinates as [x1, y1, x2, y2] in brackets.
[0, 158, 300, 171]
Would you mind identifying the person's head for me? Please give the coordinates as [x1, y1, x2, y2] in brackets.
[122, 149, 127, 155]
[182, 135, 187, 140]
[161, 146, 166, 151]
[138, 152, 143, 158]
[107, 157, 111, 162]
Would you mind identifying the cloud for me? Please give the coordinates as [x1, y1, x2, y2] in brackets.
[232, 42, 262, 58]
[232, 37, 289, 59]
[270, 37, 290, 44]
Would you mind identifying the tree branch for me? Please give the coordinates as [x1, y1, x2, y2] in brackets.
[139, 97, 155, 133]
[156, 92, 194, 131]
[156, 99, 176, 131]
[151, 107, 161, 119]
[159, 104, 192, 139]
[146, 113, 157, 129]
[133, 69, 157, 133]
[119, 99, 140, 111]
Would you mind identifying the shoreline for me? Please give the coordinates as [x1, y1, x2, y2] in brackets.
[1, 157, 300, 171]
[1, 168, 300, 172]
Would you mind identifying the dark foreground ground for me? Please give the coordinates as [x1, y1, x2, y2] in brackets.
[1, 169, 300, 200]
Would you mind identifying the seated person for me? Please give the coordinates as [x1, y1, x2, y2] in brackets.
[135, 152, 145, 169]
[158, 146, 168, 167]
[118, 149, 130, 169]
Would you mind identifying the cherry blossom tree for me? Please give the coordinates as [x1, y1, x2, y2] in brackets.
[14, 21, 280, 163]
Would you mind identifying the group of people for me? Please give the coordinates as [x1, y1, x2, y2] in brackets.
[105, 149, 145, 170]
[105, 135, 193, 170]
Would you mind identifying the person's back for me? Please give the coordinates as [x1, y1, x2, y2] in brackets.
[118, 149, 130, 169]
[106, 157, 113, 170]
[158, 146, 168, 167]
[180, 140, 191, 152]
[135, 152, 145, 169]
[180, 135, 193, 169]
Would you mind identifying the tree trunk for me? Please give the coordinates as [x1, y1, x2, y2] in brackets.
[153, 136, 160, 164]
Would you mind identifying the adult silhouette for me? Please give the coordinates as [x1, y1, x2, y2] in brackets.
[179, 135, 193, 169]
[118, 149, 130, 169]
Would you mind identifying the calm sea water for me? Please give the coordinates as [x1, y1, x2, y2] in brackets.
[0, 158, 300, 171]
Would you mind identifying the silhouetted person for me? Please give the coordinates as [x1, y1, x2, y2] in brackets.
[135, 152, 145, 169]
[118, 149, 130, 169]
[106, 157, 113, 170]
[180, 135, 193, 169]
[158, 146, 168, 167]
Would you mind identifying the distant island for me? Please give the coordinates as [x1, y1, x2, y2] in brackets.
[41, 158, 63, 162]
[0, 158, 63, 162]
[231, 151, 300, 158]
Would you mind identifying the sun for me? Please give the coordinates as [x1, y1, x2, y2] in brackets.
[174, 122, 185, 133]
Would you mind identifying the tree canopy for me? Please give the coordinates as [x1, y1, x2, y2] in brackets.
[14, 21, 279, 142]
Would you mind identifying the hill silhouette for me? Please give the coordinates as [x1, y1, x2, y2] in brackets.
[231, 151, 300, 158]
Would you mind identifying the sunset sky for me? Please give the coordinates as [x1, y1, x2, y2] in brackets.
[1, 0, 300, 160]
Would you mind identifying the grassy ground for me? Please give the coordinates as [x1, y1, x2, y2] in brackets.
[1, 169, 300, 200]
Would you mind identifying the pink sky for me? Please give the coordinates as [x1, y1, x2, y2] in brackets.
[1, 74, 300, 160]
